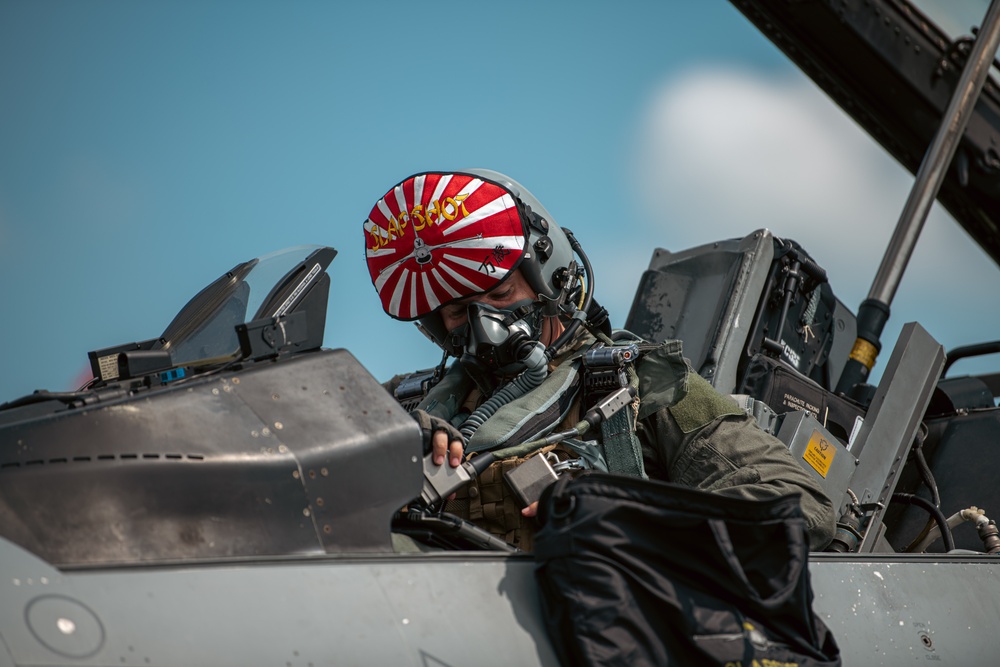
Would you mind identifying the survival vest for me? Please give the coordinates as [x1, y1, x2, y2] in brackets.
[407, 334, 693, 549]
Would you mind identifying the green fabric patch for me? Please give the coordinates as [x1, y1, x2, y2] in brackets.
[636, 339, 690, 421]
[668, 371, 744, 434]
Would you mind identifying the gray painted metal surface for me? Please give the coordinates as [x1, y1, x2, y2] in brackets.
[849, 324, 946, 552]
[810, 555, 1000, 665]
[0, 350, 423, 565]
[779, 410, 857, 505]
[3, 535, 999, 667]
[0, 537, 557, 667]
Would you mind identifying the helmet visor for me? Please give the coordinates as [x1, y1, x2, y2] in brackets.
[365, 172, 528, 321]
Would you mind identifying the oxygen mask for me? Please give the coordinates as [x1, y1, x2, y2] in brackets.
[453, 299, 549, 394]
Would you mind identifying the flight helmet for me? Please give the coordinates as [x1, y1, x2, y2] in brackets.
[364, 170, 581, 359]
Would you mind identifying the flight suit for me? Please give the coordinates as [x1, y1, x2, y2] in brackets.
[396, 336, 837, 552]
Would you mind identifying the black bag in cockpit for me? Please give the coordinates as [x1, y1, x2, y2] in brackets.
[533, 473, 841, 667]
[739, 353, 866, 445]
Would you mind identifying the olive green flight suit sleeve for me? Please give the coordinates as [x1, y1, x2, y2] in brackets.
[637, 371, 837, 551]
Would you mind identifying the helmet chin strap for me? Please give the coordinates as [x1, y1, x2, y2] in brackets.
[540, 313, 565, 348]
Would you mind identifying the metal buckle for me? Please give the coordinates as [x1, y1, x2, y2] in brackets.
[549, 456, 587, 473]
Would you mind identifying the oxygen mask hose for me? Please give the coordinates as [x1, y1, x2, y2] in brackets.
[487, 385, 637, 461]
[459, 340, 549, 444]
[425, 384, 636, 511]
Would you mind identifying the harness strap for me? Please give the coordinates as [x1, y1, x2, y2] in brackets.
[599, 405, 646, 478]
[598, 363, 647, 478]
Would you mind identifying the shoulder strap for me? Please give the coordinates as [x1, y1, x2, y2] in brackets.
[466, 358, 583, 453]
[599, 399, 647, 478]
[593, 335, 648, 478]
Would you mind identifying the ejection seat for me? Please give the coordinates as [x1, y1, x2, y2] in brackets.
[623, 228, 864, 443]
[625, 229, 855, 392]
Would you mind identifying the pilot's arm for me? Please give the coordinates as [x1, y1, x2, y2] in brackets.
[638, 371, 837, 551]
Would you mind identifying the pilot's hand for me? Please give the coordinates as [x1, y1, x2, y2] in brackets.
[521, 501, 539, 518]
[430, 429, 464, 467]
[411, 409, 464, 467]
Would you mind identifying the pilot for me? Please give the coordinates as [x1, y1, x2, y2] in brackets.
[365, 170, 835, 551]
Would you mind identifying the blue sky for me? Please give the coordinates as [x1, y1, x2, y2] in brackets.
[2, 0, 997, 402]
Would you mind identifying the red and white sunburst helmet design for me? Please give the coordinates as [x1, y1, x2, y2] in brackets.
[365, 172, 530, 321]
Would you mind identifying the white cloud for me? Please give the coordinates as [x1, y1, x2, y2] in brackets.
[632, 67, 915, 296]
[627, 66, 1000, 374]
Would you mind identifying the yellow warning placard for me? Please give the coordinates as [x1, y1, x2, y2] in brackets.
[803, 430, 835, 479]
